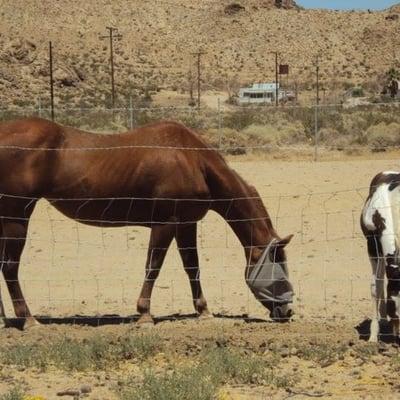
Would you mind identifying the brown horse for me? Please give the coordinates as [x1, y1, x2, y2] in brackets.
[0, 117, 294, 329]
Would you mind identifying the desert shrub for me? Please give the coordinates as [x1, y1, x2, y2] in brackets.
[366, 122, 400, 149]
[0, 342, 48, 371]
[223, 109, 259, 130]
[318, 109, 345, 134]
[0, 388, 24, 400]
[342, 113, 368, 137]
[286, 107, 315, 138]
[0, 333, 162, 372]
[317, 127, 352, 150]
[214, 128, 249, 154]
[117, 334, 161, 362]
[352, 87, 364, 97]
[202, 346, 268, 385]
[119, 368, 216, 400]
[342, 109, 400, 145]
[176, 112, 208, 130]
[297, 342, 347, 367]
[118, 347, 271, 400]
[243, 123, 308, 146]
[363, 110, 399, 127]
[50, 335, 110, 371]
[243, 123, 278, 142]
[353, 343, 379, 360]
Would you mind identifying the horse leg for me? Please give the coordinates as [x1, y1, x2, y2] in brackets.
[2, 221, 38, 329]
[369, 256, 385, 342]
[0, 238, 5, 327]
[391, 317, 400, 342]
[176, 223, 210, 318]
[136, 225, 175, 325]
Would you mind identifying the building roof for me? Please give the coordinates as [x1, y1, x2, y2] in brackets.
[240, 83, 280, 93]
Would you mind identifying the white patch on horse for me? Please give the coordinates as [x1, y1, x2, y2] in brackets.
[382, 171, 400, 176]
[392, 296, 400, 312]
[363, 183, 397, 255]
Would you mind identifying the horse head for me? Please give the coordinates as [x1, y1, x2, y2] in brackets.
[247, 235, 294, 322]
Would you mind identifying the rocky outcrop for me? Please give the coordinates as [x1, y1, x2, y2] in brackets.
[224, 3, 245, 15]
[274, 0, 299, 9]
[1, 39, 37, 64]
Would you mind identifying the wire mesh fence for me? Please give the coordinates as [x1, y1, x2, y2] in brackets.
[0, 104, 399, 333]
[2, 101, 400, 158]
[0, 167, 388, 328]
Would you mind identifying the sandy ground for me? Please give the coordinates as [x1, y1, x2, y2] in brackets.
[3, 157, 399, 322]
[1, 156, 400, 399]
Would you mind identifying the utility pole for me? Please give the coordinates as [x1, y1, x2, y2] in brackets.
[274, 52, 279, 107]
[49, 41, 55, 121]
[314, 55, 320, 162]
[99, 27, 122, 109]
[192, 50, 206, 110]
[316, 55, 320, 107]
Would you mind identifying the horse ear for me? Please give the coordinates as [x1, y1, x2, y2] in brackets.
[276, 234, 294, 248]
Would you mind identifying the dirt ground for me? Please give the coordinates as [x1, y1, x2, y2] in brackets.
[1, 155, 400, 399]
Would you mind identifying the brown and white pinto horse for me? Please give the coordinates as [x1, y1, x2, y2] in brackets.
[361, 171, 400, 342]
[0, 117, 293, 329]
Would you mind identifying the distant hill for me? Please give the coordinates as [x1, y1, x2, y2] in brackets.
[390, 3, 400, 11]
[0, 0, 399, 108]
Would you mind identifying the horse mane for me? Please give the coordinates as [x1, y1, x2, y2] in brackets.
[228, 167, 275, 232]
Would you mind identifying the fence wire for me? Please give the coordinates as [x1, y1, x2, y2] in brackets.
[0, 104, 399, 336]
[1, 102, 400, 153]
[0, 188, 385, 327]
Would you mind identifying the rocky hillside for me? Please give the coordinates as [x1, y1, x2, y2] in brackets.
[0, 0, 399, 108]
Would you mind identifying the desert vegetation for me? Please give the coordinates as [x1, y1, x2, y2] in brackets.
[1, 321, 400, 400]
[3, 102, 397, 156]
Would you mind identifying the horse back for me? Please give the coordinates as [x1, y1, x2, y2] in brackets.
[0, 118, 209, 193]
[0, 117, 63, 196]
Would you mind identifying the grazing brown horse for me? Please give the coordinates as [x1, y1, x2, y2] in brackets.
[0, 117, 294, 329]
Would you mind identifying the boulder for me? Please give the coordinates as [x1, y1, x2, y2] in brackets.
[2, 39, 37, 64]
[224, 3, 245, 15]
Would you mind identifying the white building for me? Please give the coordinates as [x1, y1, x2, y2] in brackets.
[238, 83, 286, 105]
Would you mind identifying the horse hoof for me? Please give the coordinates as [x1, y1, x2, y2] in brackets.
[137, 315, 154, 327]
[24, 318, 41, 330]
[199, 311, 213, 320]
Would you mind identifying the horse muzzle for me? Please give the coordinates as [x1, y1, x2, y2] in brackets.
[270, 304, 294, 323]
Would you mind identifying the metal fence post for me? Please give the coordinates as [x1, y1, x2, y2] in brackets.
[129, 96, 134, 129]
[314, 103, 319, 161]
[218, 98, 222, 149]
